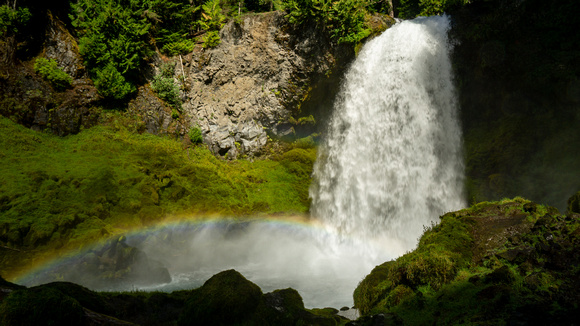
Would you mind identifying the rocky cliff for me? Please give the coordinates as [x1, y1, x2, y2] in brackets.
[1, 10, 395, 158]
[168, 11, 362, 158]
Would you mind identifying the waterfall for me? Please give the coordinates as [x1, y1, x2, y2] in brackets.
[310, 15, 466, 252]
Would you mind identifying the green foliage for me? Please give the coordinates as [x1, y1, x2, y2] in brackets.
[33, 58, 73, 90]
[200, 0, 225, 48]
[93, 62, 136, 100]
[326, 0, 371, 44]
[188, 126, 203, 144]
[202, 30, 221, 48]
[162, 39, 195, 56]
[282, 0, 371, 44]
[354, 198, 580, 324]
[147, 0, 200, 54]
[201, 0, 226, 30]
[70, 0, 152, 99]
[397, 0, 469, 18]
[0, 4, 31, 36]
[0, 115, 315, 277]
[151, 62, 181, 109]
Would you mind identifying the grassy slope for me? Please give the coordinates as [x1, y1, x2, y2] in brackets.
[0, 115, 316, 279]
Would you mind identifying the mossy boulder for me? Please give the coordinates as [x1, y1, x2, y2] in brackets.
[178, 269, 263, 326]
[0, 286, 85, 326]
[567, 191, 580, 214]
[353, 197, 580, 324]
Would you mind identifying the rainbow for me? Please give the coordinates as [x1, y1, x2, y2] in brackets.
[12, 215, 338, 287]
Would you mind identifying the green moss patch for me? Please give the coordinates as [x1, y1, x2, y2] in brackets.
[0, 115, 315, 278]
[353, 197, 580, 324]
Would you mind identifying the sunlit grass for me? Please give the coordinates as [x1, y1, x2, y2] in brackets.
[0, 115, 315, 279]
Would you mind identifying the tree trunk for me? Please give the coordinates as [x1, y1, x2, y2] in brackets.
[2, 35, 16, 64]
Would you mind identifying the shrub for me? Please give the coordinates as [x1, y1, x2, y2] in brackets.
[200, 0, 225, 48]
[397, 0, 470, 18]
[202, 30, 221, 48]
[0, 4, 30, 36]
[34, 58, 72, 90]
[71, 0, 152, 100]
[189, 126, 203, 144]
[162, 39, 195, 56]
[92, 63, 136, 100]
[151, 74, 181, 109]
[282, 0, 371, 44]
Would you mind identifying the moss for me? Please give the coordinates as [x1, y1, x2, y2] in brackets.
[354, 197, 580, 324]
[567, 191, 580, 214]
[33, 282, 114, 316]
[177, 269, 263, 326]
[0, 115, 316, 278]
[0, 287, 85, 326]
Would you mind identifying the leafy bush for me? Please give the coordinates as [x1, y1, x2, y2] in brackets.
[397, 0, 469, 18]
[200, 0, 225, 48]
[148, 0, 199, 52]
[188, 126, 203, 143]
[202, 30, 221, 48]
[0, 4, 30, 36]
[151, 75, 181, 109]
[93, 63, 136, 100]
[282, 0, 371, 44]
[70, 0, 152, 100]
[34, 58, 73, 90]
[151, 61, 182, 109]
[327, 0, 371, 44]
[162, 39, 195, 56]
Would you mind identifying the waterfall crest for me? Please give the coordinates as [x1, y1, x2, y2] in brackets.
[310, 15, 466, 252]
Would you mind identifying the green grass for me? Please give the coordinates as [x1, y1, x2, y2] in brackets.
[0, 115, 315, 278]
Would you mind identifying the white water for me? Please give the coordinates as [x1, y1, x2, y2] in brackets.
[19, 16, 465, 311]
[311, 15, 466, 253]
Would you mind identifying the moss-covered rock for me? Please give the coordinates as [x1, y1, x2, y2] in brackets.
[353, 197, 580, 324]
[0, 286, 85, 326]
[178, 269, 263, 326]
[567, 191, 580, 214]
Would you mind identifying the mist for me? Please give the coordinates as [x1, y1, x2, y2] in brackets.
[127, 219, 402, 308]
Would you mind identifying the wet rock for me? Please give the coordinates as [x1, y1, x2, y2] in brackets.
[178, 269, 262, 326]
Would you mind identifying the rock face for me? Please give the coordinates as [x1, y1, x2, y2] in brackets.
[176, 11, 355, 158]
[0, 11, 101, 136]
[44, 11, 84, 79]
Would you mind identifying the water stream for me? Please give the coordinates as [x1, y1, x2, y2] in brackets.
[310, 15, 466, 251]
[18, 15, 465, 309]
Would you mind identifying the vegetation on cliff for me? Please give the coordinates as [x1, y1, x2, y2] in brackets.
[353, 197, 580, 324]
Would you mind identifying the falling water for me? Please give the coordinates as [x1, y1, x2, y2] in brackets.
[16, 16, 467, 310]
[311, 15, 466, 253]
